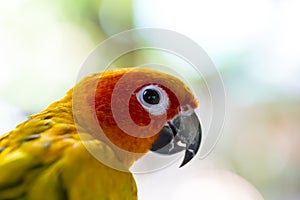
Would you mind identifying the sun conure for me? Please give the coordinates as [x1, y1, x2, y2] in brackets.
[0, 67, 202, 200]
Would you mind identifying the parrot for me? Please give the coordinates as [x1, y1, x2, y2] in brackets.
[0, 67, 202, 200]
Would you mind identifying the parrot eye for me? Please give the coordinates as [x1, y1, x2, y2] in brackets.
[137, 85, 169, 115]
[143, 89, 160, 104]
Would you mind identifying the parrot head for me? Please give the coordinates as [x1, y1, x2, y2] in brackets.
[73, 67, 201, 169]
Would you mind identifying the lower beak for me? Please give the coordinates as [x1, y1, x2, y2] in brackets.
[150, 110, 202, 167]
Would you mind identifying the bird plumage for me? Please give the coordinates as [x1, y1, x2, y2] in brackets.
[0, 67, 199, 200]
[0, 85, 137, 200]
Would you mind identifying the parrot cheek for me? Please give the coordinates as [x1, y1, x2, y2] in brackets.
[150, 110, 202, 167]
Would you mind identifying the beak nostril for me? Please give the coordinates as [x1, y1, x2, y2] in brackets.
[181, 105, 194, 116]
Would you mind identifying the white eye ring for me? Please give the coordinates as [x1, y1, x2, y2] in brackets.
[137, 85, 169, 116]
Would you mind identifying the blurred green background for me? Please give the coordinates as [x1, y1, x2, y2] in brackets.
[0, 0, 299, 199]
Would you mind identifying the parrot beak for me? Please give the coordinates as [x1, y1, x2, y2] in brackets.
[150, 110, 202, 167]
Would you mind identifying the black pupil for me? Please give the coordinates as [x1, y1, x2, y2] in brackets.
[143, 89, 160, 105]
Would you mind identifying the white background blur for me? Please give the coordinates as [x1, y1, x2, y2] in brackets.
[1, 0, 300, 199]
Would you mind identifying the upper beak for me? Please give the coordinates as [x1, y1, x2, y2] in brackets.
[150, 110, 202, 167]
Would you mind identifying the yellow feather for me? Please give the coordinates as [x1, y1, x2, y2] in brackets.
[0, 84, 137, 200]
